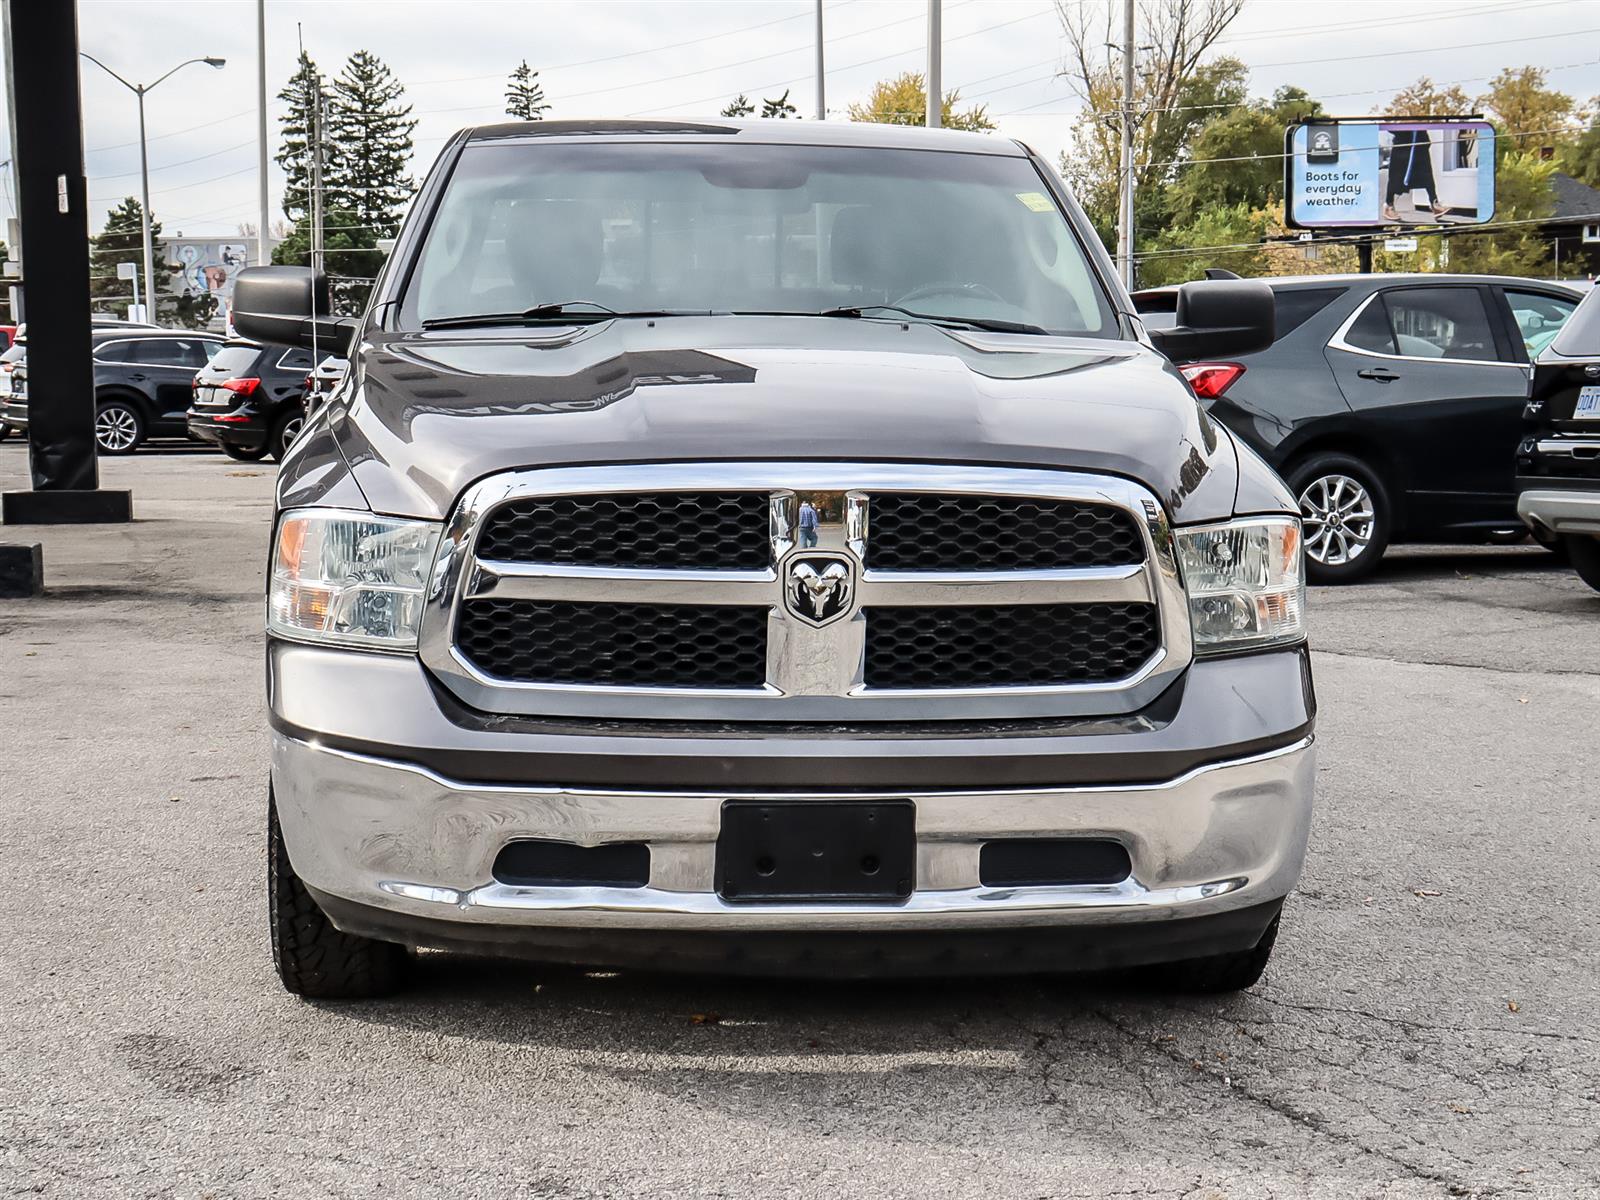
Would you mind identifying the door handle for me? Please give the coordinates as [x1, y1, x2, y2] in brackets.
[1357, 367, 1400, 382]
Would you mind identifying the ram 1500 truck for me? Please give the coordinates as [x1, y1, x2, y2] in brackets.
[237, 119, 1314, 1000]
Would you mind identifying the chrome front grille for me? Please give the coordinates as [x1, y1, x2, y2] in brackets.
[419, 463, 1191, 721]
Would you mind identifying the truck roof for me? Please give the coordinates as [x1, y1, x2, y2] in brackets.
[461, 117, 1029, 156]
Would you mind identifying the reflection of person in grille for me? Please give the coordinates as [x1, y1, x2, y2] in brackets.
[1382, 128, 1449, 222]
[798, 499, 819, 547]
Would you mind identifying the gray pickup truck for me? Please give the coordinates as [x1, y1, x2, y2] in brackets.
[236, 119, 1314, 999]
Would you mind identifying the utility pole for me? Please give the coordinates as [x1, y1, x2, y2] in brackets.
[256, 0, 270, 265]
[814, 0, 825, 121]
[1116, 0, 1136, 291]
[926, 0, 941, 129]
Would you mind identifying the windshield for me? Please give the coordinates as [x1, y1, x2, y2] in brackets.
[406, 141, 1116, 337]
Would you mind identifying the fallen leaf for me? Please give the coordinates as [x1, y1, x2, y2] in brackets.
[1517, 697, 1530, 704]
[1413, 888, 1442, 898]
[690, 1012, 722, 1025]
[1450, 1103, 1471, 1114]
[227, 470, 263, 478]
[1508, 1000, 1520, 1013]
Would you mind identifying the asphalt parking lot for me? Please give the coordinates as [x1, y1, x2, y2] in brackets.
[2, 441, 1597, 1200]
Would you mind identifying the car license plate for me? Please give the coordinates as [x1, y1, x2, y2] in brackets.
[1576, 386, 1600, 419]
[716, 800, 915, 902]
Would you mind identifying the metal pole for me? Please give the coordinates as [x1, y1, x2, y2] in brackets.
[136, 86, 154, 319]
[1116, 0, 1135, 290]
[256, 0, 270, 265]
[129, 261, 137, 319]
[812, 0, 825, 120]
[926, 0, 941, 128]
[310, 86, 323, 277]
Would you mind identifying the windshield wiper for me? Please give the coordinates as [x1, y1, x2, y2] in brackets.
[817, 305, 1050, 336]
[421, 302, 708, 330]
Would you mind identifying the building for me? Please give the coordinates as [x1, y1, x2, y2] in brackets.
[1545, 173, 1600, 281]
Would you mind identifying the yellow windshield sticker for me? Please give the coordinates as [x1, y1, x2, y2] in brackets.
[1015, 191, 1056, 212]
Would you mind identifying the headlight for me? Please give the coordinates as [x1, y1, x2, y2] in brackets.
[1175, 517, 1305, 653]
[269, 509, 442, 650]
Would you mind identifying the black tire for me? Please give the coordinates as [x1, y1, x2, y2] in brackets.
[1151, 915, 1280, 993]
[0, 421, 12, 442]
[94, 399, 145, 455]
[1567, 536, 1600, 592]
[1287, 452, 1393, 584]
[268, 788, 407, 999]
[222, 441, 269, 462]
[267, 411, 304, 463]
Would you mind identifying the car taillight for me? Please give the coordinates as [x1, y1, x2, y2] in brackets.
[1180, 362, 1245, 400]
[221, 377, 261, 396]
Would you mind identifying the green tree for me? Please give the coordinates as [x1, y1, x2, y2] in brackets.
[1167, 85, 1323, 224]
[327, 50, 417, 241]
[847, 72, 994, 131]
[760, 89, 799, 119]
[721, 94, 755, 118]
[1480, 66, 1575, 146]
[276, 51, 326, 224]
[1446, 149, 1557, 275]
[1560, 96, 1600, 186]
[1136, 202, 1273, 287]
[271, 205, 382, 313]
[89, 197, 160, 317]
[505, 59, 550, 120]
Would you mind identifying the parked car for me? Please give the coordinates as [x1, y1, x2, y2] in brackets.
[0, 324, 15, 352]
[239, 119, 1315, 1000]
[300, 354, 348, 421]
[1517, 287, 1600, 591]
[188, 340, 320, 461]
[1, 326, 223, 453]
[1134, 274, 1584, 582]
[0, 319, 165, 443]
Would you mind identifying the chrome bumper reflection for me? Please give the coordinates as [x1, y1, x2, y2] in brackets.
[272, 732, 1316, 933]
[1519, 488, 1600, 536]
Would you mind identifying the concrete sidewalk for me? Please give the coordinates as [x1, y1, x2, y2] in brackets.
[3, 440, 1599, 1200]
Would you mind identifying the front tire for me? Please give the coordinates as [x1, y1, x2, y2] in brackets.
[1567, 536, 1600, 592]
[1288, 452, 1392, 584]
[1152, 915, 1280, 993]
[95, 400, 145, 455]
[268, 788, 407, 999]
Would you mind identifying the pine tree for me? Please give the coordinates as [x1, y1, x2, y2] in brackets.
[90, 197, 161, 316]
[505, 60, 550, 120]
[721, 94, 755, 118]
[272, 206, 381, 314]
[327, 51, 417, 242]
[276, 51, 327, 224]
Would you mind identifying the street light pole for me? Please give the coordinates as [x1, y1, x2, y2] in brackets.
[80, 53, 226, 322]
[926, 0, 942, 129]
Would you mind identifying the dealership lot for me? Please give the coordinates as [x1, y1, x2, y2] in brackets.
[2, 444, 1597, 1199]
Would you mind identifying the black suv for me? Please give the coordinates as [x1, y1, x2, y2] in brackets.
[1136, 275, 1583, 582]
[188, 340, 319, 461]
[0, 319, 169, 446]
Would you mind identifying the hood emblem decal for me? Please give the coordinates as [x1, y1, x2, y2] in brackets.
[785, 555, 855, 627]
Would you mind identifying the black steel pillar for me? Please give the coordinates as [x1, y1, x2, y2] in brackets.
[1356, 240, 1374, 274]
[0, 0, 130, 523]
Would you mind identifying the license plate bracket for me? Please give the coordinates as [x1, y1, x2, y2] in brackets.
[716, 800, 915, 902]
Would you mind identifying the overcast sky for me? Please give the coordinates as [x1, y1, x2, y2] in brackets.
[1, 0, 1594, 240]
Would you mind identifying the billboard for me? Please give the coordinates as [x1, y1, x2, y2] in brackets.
[159, 237, 255, 327]
[1286, 120, 1495, 229]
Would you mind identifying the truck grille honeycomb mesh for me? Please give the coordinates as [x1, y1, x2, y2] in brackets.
[457, 600, 769, 688]
[476, 492, 770, 569]
[867, 493, 1145, 570]
[864, 603, 1160, 688]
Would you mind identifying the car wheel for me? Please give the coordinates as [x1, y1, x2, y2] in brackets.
[0, 421, 12, 442]
[221, 442, 269, 462]
[268, 786, 408, 999]
[1145, 915, 1280, 993]
[1567, 536, 1600, 592]
[94, 400, 145, 455]
[1288, 453, 1392, 584]
[268, 412, 304, 463]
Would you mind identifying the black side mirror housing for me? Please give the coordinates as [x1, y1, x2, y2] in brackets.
[1147, 279, 1275, 364]
[232, 266, 356, 357]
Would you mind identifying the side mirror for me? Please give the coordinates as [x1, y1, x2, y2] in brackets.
[232, 266, 356, 356]
[1147, 279, 1275, 364]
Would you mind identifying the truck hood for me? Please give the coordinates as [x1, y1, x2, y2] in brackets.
[325, 316, 1239, 522]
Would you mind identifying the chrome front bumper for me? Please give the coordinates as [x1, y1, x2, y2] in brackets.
[272, 730, 1315, 935]
[1518, 488, 1600, 537]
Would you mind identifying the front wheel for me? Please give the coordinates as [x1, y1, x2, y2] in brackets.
[1151, 915, 1280, 993]
[268, 788, 408, 999]
[1567, 536, 1600, 592]
[1288, 453, 1392, 584]
[94, 400, 145, 455]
